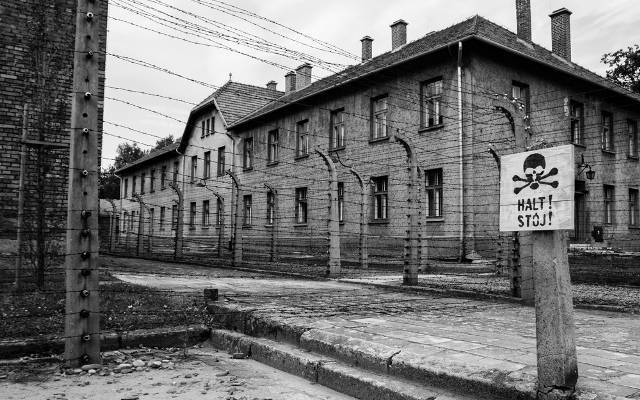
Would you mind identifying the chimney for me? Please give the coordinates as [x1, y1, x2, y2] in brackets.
[266, 80, 277, 91]
[549, 8, 572, 61]
[285, 71, 296, 94]
[390, 19, 408, 50]
[295, 63, 312, 89]
[361, 36, 373, 62]
[515, 0, 532, 42]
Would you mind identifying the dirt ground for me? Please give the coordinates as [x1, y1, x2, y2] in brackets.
[0, 346, 354, 400]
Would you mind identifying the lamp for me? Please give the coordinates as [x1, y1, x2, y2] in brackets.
[577, 154, 596, 181]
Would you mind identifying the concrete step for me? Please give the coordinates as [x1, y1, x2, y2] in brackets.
[208, 328, 489, 400]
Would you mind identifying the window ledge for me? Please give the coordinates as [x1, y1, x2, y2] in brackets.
[369, 136, 390, 144]
[601, 149, 616, 155]
[295, 154, 310, 161]
[329, 146, 346, 152]
[418, 124, 444, 133]
[267, 161, 279, 167]
[426, 217, 444, 223]
[243, 166, 254, 172]
[293, 223, 308, 227]
[369, 219, 389, 225]
[216, 174, 225, 178]
[149, 190, 155, 193]
[572, 142, 586, 148]
[242, 224, 252, 229]
[629, 225, 640, 230]
[628, 155, 639, 161]
[264, 224, 274, 228]
[202, 226, 210, 230]
[189, 226, 196, 231]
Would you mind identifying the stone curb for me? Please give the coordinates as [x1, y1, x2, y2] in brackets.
[207, 302, 535, 400]
[0, 325, 210, 359]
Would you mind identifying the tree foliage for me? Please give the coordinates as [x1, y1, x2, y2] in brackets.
[113, 142, 145, 171]
[602, 44, 640, 94]
[152, 134, 175, 151]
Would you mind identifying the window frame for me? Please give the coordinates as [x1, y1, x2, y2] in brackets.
[124, 178, 128, 198]
[628, 119, 638, 158]
[132, 176, 137, 195]
[601, 111, 614, 152]
[570, 100, 584, 145]
[200, 120, 205, 139]
[217, 146, 226, 177]
[205, 117, 211, 137]
[140, 172, 145, 194]
[189, 201, 197, 229]
[243, 195, 253, 227]
[171, 204, 177, 230]
[337, 182, 344, 223]
[267, 129, 279, 164]
[190, 155, 198, 183]
[371, 95, 389, 141]
[266, 191, 275, 225]
[420, 78, 444, 129]
[202, 200, 210, 228]
[203, 151, 211, 179]
[150, 169, 155, 193]
[629, 188, 639, 227]
[216, 198, 224, 226]
[160, 165, 166, 189]
[159, 206, 165, 231]
[172, 161, 179, 185]
[371, 176, 389, 221]
[512, 81, 530, 116]
[243, 137, 254, 170]
[295, 187, 308, 224]
[604, 184, 615, 225]
[330, 108, 345, 150]
[425, 168, 443, 219]
[296, 120, 309, 158]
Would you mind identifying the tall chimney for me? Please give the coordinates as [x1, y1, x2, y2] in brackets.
[361, 36, 373, 62]
[549, 8, 572, 61]
[266, 80, 277, 91]
[515, 0, 532, 42]
[390, 20, 407, 50]
[285, 71, 296, 94]
[295, 63, 312, 89]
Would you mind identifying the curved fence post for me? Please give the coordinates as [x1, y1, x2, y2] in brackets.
[315, 148, 341, 276]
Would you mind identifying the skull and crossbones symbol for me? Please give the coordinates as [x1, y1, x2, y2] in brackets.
[512, 153, 558, 194]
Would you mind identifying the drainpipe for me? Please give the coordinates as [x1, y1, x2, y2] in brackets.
[457, 41, 465, 261]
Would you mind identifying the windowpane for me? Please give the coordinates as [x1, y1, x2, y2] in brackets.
[243, 195, 252, 226]
[160, 207, 165, 231]
[630, 189, 639, 227]
[372, 97, 388, 139]
[205, 118, 210, 137]
[244, 138, 254, 169]
[602, 112, 614, 151]
[337, 182, 344, 222]
[150, 169, 155, 192]
[140, 173, 145, 194]
[266, 191, 275, 225]
[173, 161, 179, 185]
[201, 121, 205, 138]
[604, 185, 614, 224]
[372, 176, 388, 220]
[331, 110, 345, 149]
[425, 169, 443, 217]
[295, 188, 308, 224]
[217, 146, 226, 176]
[132, 176, 137, 195]
[202, 200, 210, 227]
[629, 120, 638, 157]
[512, 82, 530, 115]
[161, 166, 166, 189]
[171, 204, 177, 230]
[268, 130, 279, 163]
[297, 121, 309, 157]
[191, 156, 197, 182]
[204, 151, 211, 179]
[422, 79, 443, 128]
[570, 101, 584, 144]
[190, 202, 196, 228]
[216, 198, 224, 225]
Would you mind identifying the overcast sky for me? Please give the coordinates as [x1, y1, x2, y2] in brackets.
[102, 0, 640, 166]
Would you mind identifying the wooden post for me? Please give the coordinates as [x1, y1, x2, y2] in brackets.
[315, 149, 341, 276]
[14, 104, 28, 291]
[64, 0, 101, 367]
[348, 168, 368, 269]
[226, 170, 242, 266]
[168, 182, 183, 259]
[392, 133, 420, 285]
[532, 230, 578, 398]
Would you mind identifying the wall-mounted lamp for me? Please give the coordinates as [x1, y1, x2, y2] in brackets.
[577, 154, 596, 180]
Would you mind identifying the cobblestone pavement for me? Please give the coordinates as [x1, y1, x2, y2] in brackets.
[110, 257, 640, 399]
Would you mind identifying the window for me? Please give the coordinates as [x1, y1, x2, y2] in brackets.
[216, 198, 224, 225]
[295, 188, 308, 224]
[268, 129, 279, 163]
[602, 112, 614, 151]
[200, 120, 205, 139]
[243, 195, 252, 226]
[266, 191, 275, 225]
[173, 161, 179, 185]
[131, 211, 136, 232]
[630, 189, 639, 227]
[371, 96, 388, 140]
[217, 146, 226, 176]
[123, 211, 128, 232]
[132, 176, 137, 195]
[190, 155, 197, 183]
[604, 185, 614, 224]
[204, 151, 211, 179]
[512, 81, 530, 115]
[421, 79, 443, 128]
[209, 117, 215, 135]
[149, 208, 155, 232]
[425, 169, 443, 218]
[330, 109, 345, 149]
[629, 120, 638, 158]
[372, 176, 388, 220]
[140, 173, 145, 194]
[150, 169, 155, 192]
[161, 165, 167, 189]
[171, 204, 177, 230]
[123, 178, 128, 198]
[243, 137, 254, 169]
[206, 118, 211, 137]
[202, 200, 210, 227]
[160, 206, 165, 231]
[570, 101, 584, 144]
[296, 120, 309, 157]
[189, 202, 196, 229]
[337, 182, 344, 223]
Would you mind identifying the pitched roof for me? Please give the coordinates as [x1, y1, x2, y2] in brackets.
[178, 81, 283, 153]
[230, 15, 640, 128]
[115, 142, 179, 174]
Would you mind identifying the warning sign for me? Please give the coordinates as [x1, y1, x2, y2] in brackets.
[499, 145, 574, 231]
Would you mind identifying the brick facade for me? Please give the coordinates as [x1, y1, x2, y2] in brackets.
[0, 0, 108, 240]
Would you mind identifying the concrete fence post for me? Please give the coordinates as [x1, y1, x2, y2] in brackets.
[315, 148, 341, 276]
[348, 168, 368, 269]
[168, 182, 184, 259]
[264, 183, 278, 262]
[107, 199, 117, 253]
[226, 170, 243, 266]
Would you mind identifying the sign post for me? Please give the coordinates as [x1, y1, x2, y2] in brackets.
[500, 145, 578, 398]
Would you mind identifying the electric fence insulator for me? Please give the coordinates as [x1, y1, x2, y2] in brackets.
[80, 289, 90, 298]
[84, 92, 92, 99]
[82, 128, 90, 134]
[81, 354, 90, 364]
[86, 12, 94, 21]
[81, 251, 90, 260]
[81, 269, 91, 277]
[81, 229, 91, 237]
[86, 50, 94, 59]
[82, 334, 91, 343]
[80, 309, 90, 318]
[81, 210, 92, 218]
[81, 170, 89, 177]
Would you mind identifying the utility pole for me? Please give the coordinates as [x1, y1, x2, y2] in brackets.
[168, 182, 183, 259]
[64, 0, 101, 367]
[315, 148, 341, 276]
[226, 170, 242, 266]
[392, 133, 420, 285]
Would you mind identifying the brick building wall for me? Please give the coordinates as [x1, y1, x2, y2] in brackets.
[0, 0, 108, 241]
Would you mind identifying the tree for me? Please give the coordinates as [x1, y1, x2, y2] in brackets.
[99, 165, 120, 199]
[602, 44, 640, 94]
[152, 135, 175, 151]
[113, 142, 145, 170]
